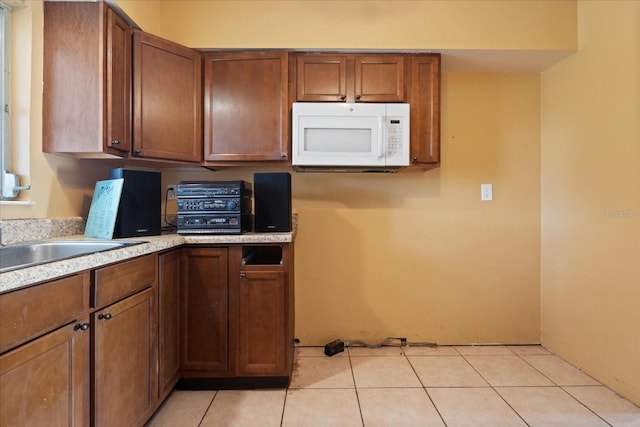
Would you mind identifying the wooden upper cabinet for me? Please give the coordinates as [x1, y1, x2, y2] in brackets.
[203, 51, 290, 164]
[355, 55, 405, 102]
[296, 55, 347, 102]
[408, 54, 441, 166]
[106, 8, 132, 154]
[43, 2, 131, 157]
[132, 31, 202, 163]
[296, 53, 406, 103]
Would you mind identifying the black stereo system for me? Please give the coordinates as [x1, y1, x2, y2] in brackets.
[176, 173, 291, 235]
[177, 181, 252, 235]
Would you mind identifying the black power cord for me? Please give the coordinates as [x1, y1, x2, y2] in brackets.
[161, 186, 177, 232]
[324, 336, 438, 356]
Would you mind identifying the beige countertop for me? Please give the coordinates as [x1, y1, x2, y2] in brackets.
[0, 230, 295, 294]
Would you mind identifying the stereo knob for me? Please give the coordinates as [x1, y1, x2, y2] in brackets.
[226, 200, 238, 210]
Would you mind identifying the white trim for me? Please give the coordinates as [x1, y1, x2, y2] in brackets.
[0, 3, 10, 173]
[0, 199, 33, 206]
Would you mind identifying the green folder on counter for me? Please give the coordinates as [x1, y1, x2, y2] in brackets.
[84, 178, 124, 239]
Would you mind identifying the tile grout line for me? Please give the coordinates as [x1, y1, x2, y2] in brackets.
[347, 349, 366, 426]
[457, 348, 532, 426]
[279, 387, 289, 427]
[153, 347, 629, 426]
[196, 390, 218, 427]
[511, 350, 614, 426]
[559, 386, 615, 427]
[402, 347, 449, 426]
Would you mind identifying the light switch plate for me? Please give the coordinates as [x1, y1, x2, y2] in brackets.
[481, 184, 493, 201]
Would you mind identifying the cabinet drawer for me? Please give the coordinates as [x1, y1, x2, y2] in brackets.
[92, 254, 157, 309]
[0, 273, 89, 353]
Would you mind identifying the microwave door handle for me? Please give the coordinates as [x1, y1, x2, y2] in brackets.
[378, 120, 385, 159]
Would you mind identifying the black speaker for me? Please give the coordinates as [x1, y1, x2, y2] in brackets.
[254, 172, 292, 232]
[109, 168, 161, 238]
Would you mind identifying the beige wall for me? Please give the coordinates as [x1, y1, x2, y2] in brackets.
[0, 1, 549, 345]
[293, 72, 542, 345]
[130, 0, 577, 51]
[541, 1, 639, 406]
[11, 0, 638, 405]
[111, 0, 546, 346]
[159, 72, 543, 347]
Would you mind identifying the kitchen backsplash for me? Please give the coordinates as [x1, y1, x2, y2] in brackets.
[0, 217, 86, 245]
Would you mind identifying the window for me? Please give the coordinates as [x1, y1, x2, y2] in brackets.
[0, 0, 30, 202]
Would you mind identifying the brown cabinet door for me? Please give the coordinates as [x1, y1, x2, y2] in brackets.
[203, 51, 289, 163]
[296, 54, 406, 103]
[92, 288, 156, 427]
[296, 54, 348, 102]
[133, 31, 202, 163]
[105, 7, 131, 154]
[180, 248, 230, 374]
[408, 54, 441, 166]
[355, 55, 406, 102]
[0, 321, 89, 427]
[158, 250, 181, 400]
[43, 2, 130, 157]
[236, 270, 287, 376]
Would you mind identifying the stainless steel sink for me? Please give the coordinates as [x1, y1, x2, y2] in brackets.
[0, 240, 144, 273]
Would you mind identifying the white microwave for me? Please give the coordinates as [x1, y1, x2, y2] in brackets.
[292, 102, 410, 172]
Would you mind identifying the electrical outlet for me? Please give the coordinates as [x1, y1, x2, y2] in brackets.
[167, 184, 177, 200]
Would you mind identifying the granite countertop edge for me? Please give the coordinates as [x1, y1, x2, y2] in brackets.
[0, 231, 295, 294]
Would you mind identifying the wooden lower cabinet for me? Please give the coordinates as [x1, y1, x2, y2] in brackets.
[180, 247, 230, 375]
[92, 287, 156, 427]
[1, 242, 295, 424]
[236, 270, 287, 376]
[0, 272, 90, 427]
[179, 244, 294, 387]
[180, 244, 294, 388]
[0, 321, 90, 427]
[234, 244, 294, 381]
[158, 249, 181, 400]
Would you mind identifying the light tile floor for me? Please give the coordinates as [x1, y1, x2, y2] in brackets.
[147, 345, 640, 427]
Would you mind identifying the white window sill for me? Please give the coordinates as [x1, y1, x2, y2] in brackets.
[0, 200, 34, 206]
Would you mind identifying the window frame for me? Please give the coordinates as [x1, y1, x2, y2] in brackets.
[0, 3, 9, 177]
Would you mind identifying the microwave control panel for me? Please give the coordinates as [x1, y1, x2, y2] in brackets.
[384, 103, 410, 166]
[386, 119, 404, 156]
